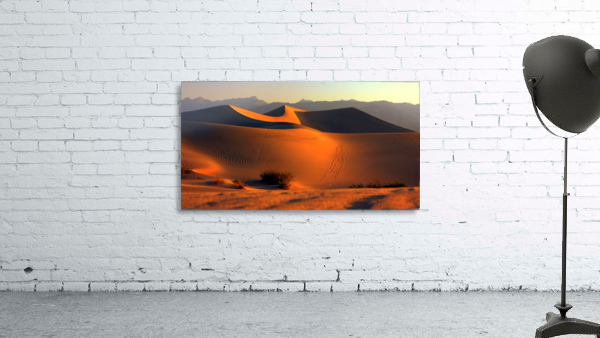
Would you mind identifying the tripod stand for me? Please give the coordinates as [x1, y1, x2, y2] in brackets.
[535, 138, 600, 337]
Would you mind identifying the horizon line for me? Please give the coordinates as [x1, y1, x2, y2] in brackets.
[181, 95, 420, 105]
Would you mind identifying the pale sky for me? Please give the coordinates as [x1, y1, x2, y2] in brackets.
[181, 81, 420, 105]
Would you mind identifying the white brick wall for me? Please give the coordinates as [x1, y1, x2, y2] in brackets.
[2, 0, 600, 292]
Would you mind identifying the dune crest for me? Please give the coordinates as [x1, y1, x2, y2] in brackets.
[263, 105, 306, 125]
[230, 105, 302, 125]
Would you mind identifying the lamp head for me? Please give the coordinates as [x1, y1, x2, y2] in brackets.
[523, 35, 600, 134]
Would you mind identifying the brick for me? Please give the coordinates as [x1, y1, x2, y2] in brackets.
[302, 12, 354, 23]
[73, 129, 128, 140]
[18, 152, 71, 164]
[244, 35, 296, 47]
[26, 13, 79, 24]
[22, 60, 75, 71]
[136, 35, 188, 47]
[90, 283, 117, 292]
[294, 59, 346, 70]
[351, 35, 405, 46]
[62, 282, 90, 292]
[82, 13, 134, 24]
[131, 59, 184, 70]
[241, 58, 293, 70]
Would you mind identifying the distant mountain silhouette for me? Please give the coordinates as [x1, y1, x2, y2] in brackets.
[181, 96, 419, 131]
[291, 107, 412, 133]
[181, 96, 268, 113]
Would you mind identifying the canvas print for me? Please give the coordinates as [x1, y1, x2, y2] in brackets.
[180, 81, 420, 210]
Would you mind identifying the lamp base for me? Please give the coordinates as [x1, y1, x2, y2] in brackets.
[535, 311, 600, 337]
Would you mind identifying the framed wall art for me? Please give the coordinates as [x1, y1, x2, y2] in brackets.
[180, 81, 420, 210]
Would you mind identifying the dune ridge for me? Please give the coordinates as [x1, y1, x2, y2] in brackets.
[261, 105, 306, 124]
[181, 105, 303, 129]
[230, 105, 303, 125]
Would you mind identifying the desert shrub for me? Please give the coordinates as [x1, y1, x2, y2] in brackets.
[212, 177, 224, 186]
[350, 179, 406, 189]
[366, 178, 383, 188]
[181, 168, 193, 175]
[382, 180, 406, 188]
[232, 179, 246, 190]
[260, 169, 295, 189]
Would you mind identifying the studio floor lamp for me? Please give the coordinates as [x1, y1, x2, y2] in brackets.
[524, 35, 600, 337]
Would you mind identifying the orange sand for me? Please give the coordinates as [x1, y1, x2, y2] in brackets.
[181, 185, 419, 210]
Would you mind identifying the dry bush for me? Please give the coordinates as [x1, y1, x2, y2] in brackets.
[260, 169, 295, 189]
[350, 179, 406, 189]
[232, 179, 246, 190]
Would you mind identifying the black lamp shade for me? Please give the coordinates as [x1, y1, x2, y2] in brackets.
[523, 35, 600, 133]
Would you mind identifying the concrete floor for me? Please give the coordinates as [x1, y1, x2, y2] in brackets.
[1, 292, 600, 337]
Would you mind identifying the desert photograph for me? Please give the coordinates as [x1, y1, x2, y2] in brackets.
[180, 81, 420, 210]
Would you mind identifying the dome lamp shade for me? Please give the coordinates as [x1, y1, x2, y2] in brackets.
[523, 35, 600, 134]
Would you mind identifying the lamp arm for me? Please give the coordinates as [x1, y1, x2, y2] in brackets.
[526, 78, 566, 139]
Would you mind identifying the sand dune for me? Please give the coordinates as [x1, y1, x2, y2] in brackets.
[182, 122, 340, 188]
[181, 122, 419, 189]
[181, 104, 419, 209]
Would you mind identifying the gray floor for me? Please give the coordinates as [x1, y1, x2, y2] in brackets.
[1, 292, 600, 337]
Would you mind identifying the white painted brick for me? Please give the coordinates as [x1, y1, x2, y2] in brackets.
[305, 282, 332, 292]
[343, 47, 368, 58]
[82, 13, 134, 24]
[444, 139, 469, 150]
[62, 282, 89, 292]
[121, 140, 148, 151]
[3, 0, 600, 293]
[241, 58, 292, 70]
[352, 35, 404, 46]
[280, 70, 306, 80]
[116, 282, 145, 292]
[18, 152, 71, 164]
[26, 13, 79, 24]
[36, 282, 64, 292]
[22, 60, 76, 71]
[39, 141, 65, 152]
[307, 70, 333, 80]
[294, 59, 346, 70]
[90, 282, 117, 292]
[302, 12, 354, 23]
[93, 141, 120, 151]
[316, 47, 343, 58]
[144, 282, 170, 291]
[340, 24, 366, 35]
[169, 282, 198, 291]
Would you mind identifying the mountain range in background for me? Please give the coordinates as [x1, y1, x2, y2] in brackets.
[181, 96, 420, 131]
